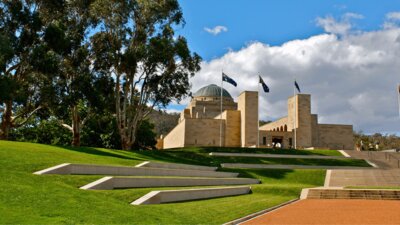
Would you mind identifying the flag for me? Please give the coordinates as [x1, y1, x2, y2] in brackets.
[222, 72, 237, 87]
[259, 75, 269, 93]
[294, 80, 301, 93]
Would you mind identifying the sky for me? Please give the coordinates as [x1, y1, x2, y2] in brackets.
[167, 0, 400, 135]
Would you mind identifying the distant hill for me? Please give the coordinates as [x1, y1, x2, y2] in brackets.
[148, 110, 179, 137]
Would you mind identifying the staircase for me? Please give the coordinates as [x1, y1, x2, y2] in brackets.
[345, 150, 400, 169]
[304, 188, 400, 200]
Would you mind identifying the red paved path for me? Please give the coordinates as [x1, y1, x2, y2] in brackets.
[242, 199, 400, 225]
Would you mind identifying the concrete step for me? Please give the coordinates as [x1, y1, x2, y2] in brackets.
[221, 163, 369, 170]
[80, 176, 261, 190]
[34, 163, 238, 178]
[131, 186, 252, 205]
[135, 161, 218, 171]
[302, 188, 400, 200]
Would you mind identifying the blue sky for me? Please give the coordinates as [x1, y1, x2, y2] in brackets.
[177, 0, 400, 60]
[167, 0, 400, 134]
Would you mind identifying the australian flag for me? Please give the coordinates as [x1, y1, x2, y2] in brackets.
[259, 76, 269, 93]
[294, 80, 301, 93]
[222, 72, 237, 87]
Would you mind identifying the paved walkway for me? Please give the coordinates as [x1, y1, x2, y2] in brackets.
[241, 199, 400, 225]
[325, 151, 400, 187]
[210, 152, 346, 159]
[327, 169, 400, 187]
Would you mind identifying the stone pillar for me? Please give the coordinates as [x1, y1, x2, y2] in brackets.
[287, 94, 312, 148]
[238, 91, 258, 147]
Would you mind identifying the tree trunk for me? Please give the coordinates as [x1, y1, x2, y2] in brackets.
[118, 113, 140, 151]
[0, 101, 13, 140]
[121, 137, 132, 151]
[71, 105, 81, 147]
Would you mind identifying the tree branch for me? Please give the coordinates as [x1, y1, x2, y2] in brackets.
[61, 123, 73, 132]
[13, 106, 43, 127]
[5, 63, 20, 76]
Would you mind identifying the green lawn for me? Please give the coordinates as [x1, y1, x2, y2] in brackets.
[138, 149, 370, 168]
[166, 146, 344, 156]
[0, 141, 359, 224]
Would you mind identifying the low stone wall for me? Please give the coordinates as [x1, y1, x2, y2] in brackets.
[81, 177, 260, 190]
[135, 161, 217, 171]
[210, 152, 346, 159]
[34, 163, 239, 177]
[131, 186, 252, 205]
[221, 163, 369, 170]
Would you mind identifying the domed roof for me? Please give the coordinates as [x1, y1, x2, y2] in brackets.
[193, 84, 232, 98]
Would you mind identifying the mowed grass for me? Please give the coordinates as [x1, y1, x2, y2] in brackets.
[1, 140, 360, 224]
[165, 146, 344, 156]
[137, 149, 370, 168]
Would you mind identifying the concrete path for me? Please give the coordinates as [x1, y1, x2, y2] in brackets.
[221, 163, 369, 170]
[327, 169, 400, 187]
[131, 186, 251, 205]
[241, 199, 400, 225]
[324, 151, 400, 187]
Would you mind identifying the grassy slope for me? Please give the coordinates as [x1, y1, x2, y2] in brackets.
[1, 141, 358, 224]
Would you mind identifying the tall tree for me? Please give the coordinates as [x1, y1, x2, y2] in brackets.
[90, 0, 201, 150]
[40, 0, 114, 147]
[0, 0, 55, 140]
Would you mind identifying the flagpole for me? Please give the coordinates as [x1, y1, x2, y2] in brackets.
[257, 77, 260, 148]
[220, 71, 223, 147]
[293, 80, 297, 149]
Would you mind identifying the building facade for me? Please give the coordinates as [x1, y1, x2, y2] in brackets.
[157, 84, 354, 150]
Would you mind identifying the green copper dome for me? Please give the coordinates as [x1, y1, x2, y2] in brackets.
[193, 84, 232, 98]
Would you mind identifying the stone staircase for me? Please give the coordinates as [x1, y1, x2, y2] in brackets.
[345, 150, 400, 169]
[303, 188, 400, 200]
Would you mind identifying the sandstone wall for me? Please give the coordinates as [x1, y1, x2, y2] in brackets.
[238, 91, 258, 147]
[163, 120, 186, 149]
[188, 97, 237, 119]
[184, 118, 225, 147]
[316, 124, 354, 150]
[260, 117, 289, 131]
[221, 110, 241, 147]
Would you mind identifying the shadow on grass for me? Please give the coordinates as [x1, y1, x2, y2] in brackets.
[222, 168, 295, 179]
[59, 146, 140, 161]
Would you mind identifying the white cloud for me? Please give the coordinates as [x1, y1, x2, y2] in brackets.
[316, 12, 364, 36]
[383, 12, 400, 29]
[179, 25, 400, 134]
[204, 25, 228, 35]
[386, 12, 400, 20]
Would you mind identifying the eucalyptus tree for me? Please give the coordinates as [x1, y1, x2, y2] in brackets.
[0, 0, 56, 140]
[39, 0, 115, 147]
[90, 0, 201, 150]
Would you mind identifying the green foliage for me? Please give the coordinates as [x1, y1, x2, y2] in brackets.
[133, 120, 157, 149]
[354, 131, 400, 150]
[90, 0, 201, 149]
[10, 112, 157, 150]
[10, 117, 70, 146]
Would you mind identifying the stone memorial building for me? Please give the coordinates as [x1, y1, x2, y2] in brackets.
[157, 84, 353, 150]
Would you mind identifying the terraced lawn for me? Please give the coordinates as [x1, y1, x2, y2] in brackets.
[0, 141, 361, 224]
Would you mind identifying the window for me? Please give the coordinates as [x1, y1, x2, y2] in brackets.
[263, 137, 266, 145]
